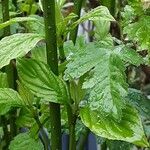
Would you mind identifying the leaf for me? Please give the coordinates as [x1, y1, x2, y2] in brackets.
[93, 16, 114, 46]
[31, 43, 47, 64]
[17, 58, 69, 104]
[114, 46, 144, 66]
[16, 108, 34, 128]
[123, 15, 150, 49]
[9, 133, 44, 150]
[64, 43, 128, 119]
[64, 39, 146, 119]
[0, 33, 44, 69]
[0, 88, 23, 115]
[25, 15, 45, 35]
[18, 81, 34, 106]
[0, 17, 38, 30]
[107, 140, 133, 150]
[63, 36, 86, 60]
[127, 88, 150, 118]
[83, 53, 127, 120]
[0, 72, 8, 88]
[80, 105, 149, 147]
[72, 6, 115, 28]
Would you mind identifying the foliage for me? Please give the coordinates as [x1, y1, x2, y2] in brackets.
[80, 105, 149, 147]
[17, 58, 69, 104]
[9, 133, 44, 150]
[0, 0, 150, 149]
[0, 33, 43, 69]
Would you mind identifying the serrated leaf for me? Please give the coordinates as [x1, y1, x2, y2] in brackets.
[0, 88, 23, 115]
[31, 43, 47, 64]
[114, 46, 144, 66]
[64, 43, 128, 119]
[17, 58, 69, 104]
[64, 43, 105, 80]
[80, 105, 149, 147]
[9, 133, 44, 150]
[0, 16, 38, 30]
[16, 108, 34, 127]
[83, 53, 128, 119]
[0, 72, 8, 88]
[73, 6, 115, 28]
[127, 88, 150, 118]
[123, 15, 150, 50]
[18, 81, 34, 106]
[63, 36, 86, 60]
[0, 33, 44, 69]
[25, 15, 45, 35]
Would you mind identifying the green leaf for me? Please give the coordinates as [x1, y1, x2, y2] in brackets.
[16, 108, 34, 128]
[17, 58, 69, 104]
[107, 140, 133, 150]
[0, 17, 38, 30]
[25, 15, 45, 35]
[73, 6, 115, 28]
[18, 81, 34, 106]
[123, 15, 150, 49]
[0, 88, 23, 115]
[127, 88, 150, 118]
[0, 33, 44, 69]
[63, 36, 86, 59]
[64, 40, 145, 119]
[80, 105, 149, 147]
[83, 53, 127, 119]
[9, 133, 44, 150]
[93, 16, 114, 45]
[64, 43, 128, 119]
[114, 46, 144, 66]
[31, 43, 47, 64]
[0, 72, 8, 88]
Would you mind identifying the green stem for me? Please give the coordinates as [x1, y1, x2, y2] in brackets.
[42, 0, 61, 149]
[1, 0, 17, 140]
[34, 115, 50, 150]
[59, 44, 66, 63]
[70, 0, 84, 44]
[67, 105, 77, 150]
[101, 141, 107, 150]
[77, 127, 90, 150]
[68, 0, 84, 147]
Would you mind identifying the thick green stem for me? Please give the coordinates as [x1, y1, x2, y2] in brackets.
[42, 0, 61, 149]
[70, 0, 84, 44]
[1, 0, 17, 140]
